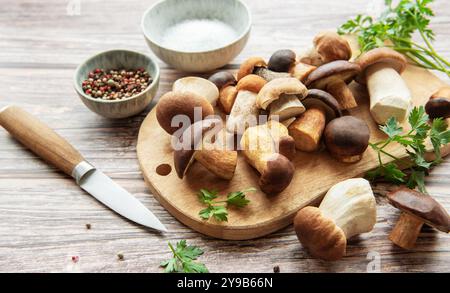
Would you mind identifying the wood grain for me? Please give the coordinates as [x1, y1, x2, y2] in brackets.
[0, 0, 449, 272]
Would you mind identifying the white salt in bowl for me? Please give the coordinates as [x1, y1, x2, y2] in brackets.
[141, 0, 251, 73]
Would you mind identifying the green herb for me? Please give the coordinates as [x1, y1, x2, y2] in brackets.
[160, 240, 208, 273]
[338, 0, 449, 77]
[367, 106, 450, 193]
[198, 188, 255, 222]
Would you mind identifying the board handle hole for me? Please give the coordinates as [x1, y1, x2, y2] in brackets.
[156, 164, 172, 176]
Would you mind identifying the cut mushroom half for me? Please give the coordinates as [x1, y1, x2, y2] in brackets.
[356, 48, 411, 125]
[173, 76, 220, 105]
[324, 116, 370, 163]
[226, 74, 267, 135]
[288, 89, 342, 152]
[240, 121, 295, 194]
[425, 86, 450, 119]
[257, 77, 308, 122]
[387, 187, 450, 250]
[209, 71, 238, 114]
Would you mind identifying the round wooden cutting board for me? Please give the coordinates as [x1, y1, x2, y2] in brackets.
[137, 65, 447, 240]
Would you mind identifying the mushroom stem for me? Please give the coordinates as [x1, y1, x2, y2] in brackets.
[226, 90, 259, 134]
[288, 107, 326, 152]
[326, 79, 357, 110]
[366, 63, 411, 125]
[389, 212, 424, 250]
[253, 67, 290, 81]
[269, 94, 305, 121]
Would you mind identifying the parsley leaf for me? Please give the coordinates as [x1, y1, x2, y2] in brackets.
[197, 188, 255, 221]
[160, 240, 208, 273]
[367, 106, 449, 194]
[338, 0, 449, 77]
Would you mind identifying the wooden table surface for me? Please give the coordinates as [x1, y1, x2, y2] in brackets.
[0, 0, 449, 273]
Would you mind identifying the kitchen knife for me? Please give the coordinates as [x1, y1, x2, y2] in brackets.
[0, 105, 167, 232]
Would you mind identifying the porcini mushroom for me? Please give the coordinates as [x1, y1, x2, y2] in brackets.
[324, 116, 370, 163]
[156, 91, 214, 135]
[257, 77, 308, 122]
[226, 74, 267, 134]
[288, 89, 342, 152]
[387, 187, 450, 250]
[268, 49, 317, 83]
[425, 86, 450, 119]
[173, 118, 237, 180]
[305, 60, 361, 110]
[208, 71, 238, 114]
[356, 48, 411, 125]
[294, 178, 377, 261]
[240, 121, 295, 194]
[172, 76, 220, 105]
[298, 32, 352, 66]
[237, 57, 268, 81]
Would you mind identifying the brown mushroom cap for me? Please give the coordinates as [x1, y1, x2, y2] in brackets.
[156, 91, 214, 135]
[294, 206, 346, 261]
[387, 187, 450, 233]
[268, 49, 297, 72]
[236, 74, 267, 93]
[174, 150, 196, 178]
[425, 87, 450, 119]
[305, 60, 361, 89]
[313, 32, 352, 64]
[302, 89, 342, 122]
[259, 153, 295, 194]
[324, 116, 370, 162]
[356, 47, 407, 84]
[237, 57, 268, 80]
[208, 71, 237, 91]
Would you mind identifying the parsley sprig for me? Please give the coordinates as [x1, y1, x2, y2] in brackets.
[338, 0, 449, 77]
[198, 188, 255, 222]
[367, 106, 450, 193]
[160, 240, 208, 273]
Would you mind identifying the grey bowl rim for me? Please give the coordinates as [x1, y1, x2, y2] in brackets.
[73, 49, 161, 104]
[140, 0, 252, 54]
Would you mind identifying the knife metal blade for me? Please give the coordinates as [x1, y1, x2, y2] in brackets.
[79, 167, 167, 232]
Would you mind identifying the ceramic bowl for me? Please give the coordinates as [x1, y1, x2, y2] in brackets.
[74, 49, 160, 119]
[141, 0, 251, 73]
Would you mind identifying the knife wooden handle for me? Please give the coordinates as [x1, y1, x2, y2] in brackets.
[0, 105, 85, 176]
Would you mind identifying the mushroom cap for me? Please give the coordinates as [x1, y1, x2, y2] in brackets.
[294, 206, 347, 261]
[156, 91, 214, 135]
[425, 87, 450, 119]
[324, 116, 370, 161]
[305, 60, 361, 89]
[173, 118, 223, 179]
[356, 47, 407, 84]
[257, 77, 308, 110]
[259, 153, 295, 194]
[208, 71, 237, 91]
[172, 77, 219, 104]
[268, 49, 297, 72]
[387, 187, 450, 233]
[302, 89, 342, 122]
[313, 31, 352, 64]
[237, 57, 268, 81]
[236, 74, 268, 93]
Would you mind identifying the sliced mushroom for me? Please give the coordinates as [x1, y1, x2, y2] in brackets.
[356, 48, 411, 125]
[298, 32, 352, 66]
[257, 77, 308, 121]
[226, 74, 267, 134]
[172, 77, 220, 105]
[324, 116, 370, 163]
[305, 60, 361, 110]
[288, 89, 342, 152]
[208, 71, 238, 114]
[156, 91, 214, 135]
[387, 187, 450, 250]
[425, 86, 450, 119]
[240, 121, 295, 194]
[294, 178, 376, 261]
